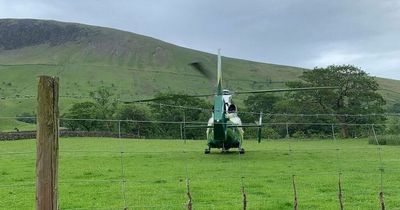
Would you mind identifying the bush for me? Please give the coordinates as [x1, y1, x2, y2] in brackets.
[16, 112, 36, 124]
[368, 135, 400, 145]
[385, 117, 400, 135]
[292, 130, 306, 139]
[262, 127, 281, 139]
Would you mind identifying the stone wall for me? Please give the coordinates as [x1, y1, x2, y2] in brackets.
[0, 131, 138, 141]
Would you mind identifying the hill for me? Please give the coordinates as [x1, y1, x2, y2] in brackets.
[0, 19, 399, 130]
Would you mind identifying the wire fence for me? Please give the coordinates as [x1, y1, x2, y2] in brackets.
[1, 118, 400, 209]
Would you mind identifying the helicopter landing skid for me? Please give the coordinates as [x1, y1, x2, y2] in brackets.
[221, 148, 229, 153]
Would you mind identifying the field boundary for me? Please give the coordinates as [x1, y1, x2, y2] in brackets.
[0, 130, 139, 141]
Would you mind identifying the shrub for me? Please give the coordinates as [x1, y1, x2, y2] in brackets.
[368, 135, 400, 145]
[16, 112, 36, 124]
[292, 130, 306, 139]
[263, 127, 281, 139]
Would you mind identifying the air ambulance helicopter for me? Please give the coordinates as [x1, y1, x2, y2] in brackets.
[188, 50, 336, 154]
[126, 50, 335, 154]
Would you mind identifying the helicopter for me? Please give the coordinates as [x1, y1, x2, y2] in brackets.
[125, 50, 335, 154]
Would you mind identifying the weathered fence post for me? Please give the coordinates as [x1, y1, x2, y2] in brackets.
[338, 173, 344, 210]
[183, 109, 186, 140]
[286, 122, 290, 138]
[379, 191, 385, 210]
[36, 76, 59, 210]
[292, 175, 298, 210]
[180, 123, 183, 140]
[242, 185, 247, 210]
[186, 178, 192, 210]
[118, 120, 121, 139]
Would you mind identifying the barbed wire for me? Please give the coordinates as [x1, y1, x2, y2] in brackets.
[371, 124, 386, 208]
[332, 124, 344, 209]
[0, 96, 391, 119]
[1, 116, 400, 125]
[1, 91, 400, 114]
[118, 134, 128, 209]
[2, 165, 400, 190]
[1, 122, 399, 208]
[1, 86, 399, 100]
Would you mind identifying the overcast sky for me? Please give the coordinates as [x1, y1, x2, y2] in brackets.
[1, 0, 399, 79]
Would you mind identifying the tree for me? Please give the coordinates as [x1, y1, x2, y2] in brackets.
[286, 65, 386, 138]
[244, 94, 282, 114]
[386, 103, 400, 135]
[388, 102, 400, 113]
[385, 117, 400, 135]
[148, 93, 211, 139]
[243, 93, 282, 125]
[89, 86, 118, 131]
[16, 112, 36, 124]
[117, 104, 154, 137]
[62, 102, 98, 131]
[243, 94, 284, 138]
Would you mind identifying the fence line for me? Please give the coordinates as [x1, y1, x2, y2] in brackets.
[1, 94, 400, 116]
[0, 145, 394, 154]
[332, 124, 344, 209]
[371, 125, 386, 209]
[2, 116, 400, 126]
[3, 111, 400, 118]
[1, 120, 399, 208]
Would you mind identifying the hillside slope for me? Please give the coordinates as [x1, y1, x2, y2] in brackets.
[0, 19, 399, 130]
[0, 19, 306, 95]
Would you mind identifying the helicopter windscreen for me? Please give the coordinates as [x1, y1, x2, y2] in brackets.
[228, 104, 237, 113]
[222, 89, 231, 95]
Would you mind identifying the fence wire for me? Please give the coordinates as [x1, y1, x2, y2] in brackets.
[1, 121, 400, 209]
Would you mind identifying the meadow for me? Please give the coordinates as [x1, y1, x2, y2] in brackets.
[1, 138, 399, 209]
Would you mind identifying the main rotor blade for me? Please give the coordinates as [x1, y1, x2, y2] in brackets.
[122, 93, 215, 103]
[189, 62, 214, 81]
[233, 86, 338, 95]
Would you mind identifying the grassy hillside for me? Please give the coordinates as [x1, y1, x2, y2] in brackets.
[376, 77, 400, 104]
[0, 19, 399, 131]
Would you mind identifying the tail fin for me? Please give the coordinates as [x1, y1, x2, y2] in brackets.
[217, 49, 223, 95]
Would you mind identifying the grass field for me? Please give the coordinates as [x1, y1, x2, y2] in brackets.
[1, 138, 400, 209]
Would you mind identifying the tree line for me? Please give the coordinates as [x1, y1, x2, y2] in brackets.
[23, 65, 399, 139]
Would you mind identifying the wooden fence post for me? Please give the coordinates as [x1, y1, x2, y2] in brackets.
[292, 175, 298, 210]
[36, 76, 59, 210]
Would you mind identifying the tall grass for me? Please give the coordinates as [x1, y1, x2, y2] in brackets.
[368, 134, 400, 145]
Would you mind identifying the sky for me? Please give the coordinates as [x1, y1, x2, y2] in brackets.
[1, 0, 399, 80]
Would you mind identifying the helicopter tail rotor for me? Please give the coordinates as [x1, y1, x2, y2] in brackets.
[257, 112, 263, 143]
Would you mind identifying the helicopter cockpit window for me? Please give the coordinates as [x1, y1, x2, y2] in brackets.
[228, 104, 237, 113]
[223, 90, 231, 95]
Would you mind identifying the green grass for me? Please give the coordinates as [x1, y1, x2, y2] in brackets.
[0, 118, 35, 132]
[1, 138, 400, 209]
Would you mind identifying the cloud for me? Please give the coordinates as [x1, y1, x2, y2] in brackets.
[306, 47, 400, 78]
[310, 51, 365, 67]
[0, 0, 59, 18]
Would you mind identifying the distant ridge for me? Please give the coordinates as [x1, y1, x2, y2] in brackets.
[0, 18, 399, 118]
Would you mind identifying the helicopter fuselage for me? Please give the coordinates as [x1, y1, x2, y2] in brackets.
[206, 94, 244, 152]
